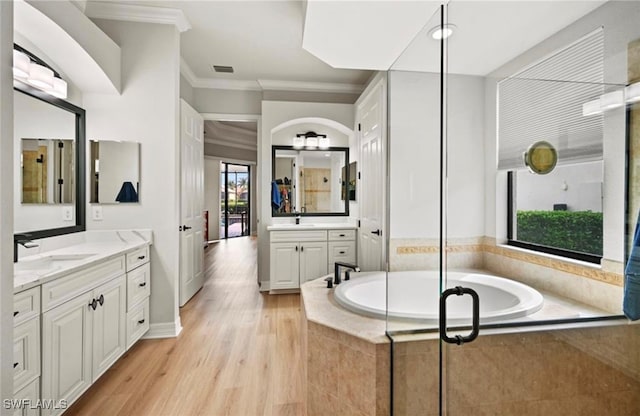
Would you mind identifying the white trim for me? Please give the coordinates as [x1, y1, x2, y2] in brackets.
[85, 2, 192, 32]
[201, 113, 261, 122]
[205, 138, 257, 151]
[180, 59, 363, 93]
[257, 79, 364, 94]
[205, 155, 257, 166]
[142, 319, 183, 339]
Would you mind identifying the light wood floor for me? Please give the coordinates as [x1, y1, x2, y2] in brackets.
[66, 237, 306, 416]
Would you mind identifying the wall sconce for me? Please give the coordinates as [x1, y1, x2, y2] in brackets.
[12, 45, 67, 100]
[294, 131, 329, 149]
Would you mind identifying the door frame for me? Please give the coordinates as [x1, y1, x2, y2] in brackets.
[201, 113, 261, 241]
[220, 161, 252, 239]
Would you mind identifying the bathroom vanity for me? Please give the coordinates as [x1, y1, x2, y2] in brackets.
[12, 230, 152, 416]
[267, 224, 357, 291]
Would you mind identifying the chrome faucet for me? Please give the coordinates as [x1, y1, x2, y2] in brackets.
[14, 234, 39, 263]
[333, 262, 360, 286]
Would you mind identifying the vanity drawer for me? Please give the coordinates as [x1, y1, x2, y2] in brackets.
[41, 256, 126, 312]
[126, 298, 149, 349]
[328, 241, 356, 265]
[126, 246, 150, 272]
[14, 287, 40, 326]
[328, 229, 356, 241]
[127, 262, 150, 311]
[270, 230, 327, 243]
[13, 317, 40, 393]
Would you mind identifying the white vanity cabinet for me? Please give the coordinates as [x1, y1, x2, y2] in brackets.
[124, 246, 151, 349]
[269, 228, 356, 290]
[41, 258, 127, 416]
[270, 230, 328, 290]
[13, 286, 41, 416]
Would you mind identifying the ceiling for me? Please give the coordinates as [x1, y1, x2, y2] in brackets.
[81, 0, 608, 92]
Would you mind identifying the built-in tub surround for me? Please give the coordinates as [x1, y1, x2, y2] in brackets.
[302, 275, 640, 415]
[14, 229, 152, 292]
[390, 236, 623, 314]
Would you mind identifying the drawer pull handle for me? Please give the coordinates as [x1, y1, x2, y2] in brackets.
[89, 299, 98, 310]
[137, 255, 146, 260]
[339, 251, 345, 254]
[13, 362, 19, 369]
[13, 311, 19, 317]
[138, 319, 145, 324]
[98, 294, 104, 306]
[339, 234, 345, 237]
[139, 282, 147, 287]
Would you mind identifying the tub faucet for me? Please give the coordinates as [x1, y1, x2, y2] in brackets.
[14, 234, 39, 263]
[334, 262, 360, 286]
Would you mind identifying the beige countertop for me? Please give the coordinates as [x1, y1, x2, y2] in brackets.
[14, 230, 152, 293]
[267, 223, 357, 231]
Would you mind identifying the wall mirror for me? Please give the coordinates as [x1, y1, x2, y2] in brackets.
[272, 146, 349, 216]
[90, 140, 140, 203]
[14, 86, 86, 237]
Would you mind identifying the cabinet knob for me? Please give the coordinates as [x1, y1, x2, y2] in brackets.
[138, 319, 145, 324]
[301, 246, 304, 252]
[339, 234, 345, 237]
[139, 282, 147, 287]
[89, 299, 98, 310]
[98, 294, 105, 306]
[13, 311, 19, 317]
[295, 246, 298, 252]
[339, 251, 345, 254]
[137, 255, 146, 260]
[13, 362, 19, 369]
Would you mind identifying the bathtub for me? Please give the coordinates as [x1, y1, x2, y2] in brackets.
[333, 270, 544, 325]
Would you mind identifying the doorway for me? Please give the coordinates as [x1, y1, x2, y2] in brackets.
[220, 162, 250, 239]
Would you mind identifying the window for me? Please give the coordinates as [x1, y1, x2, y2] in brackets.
[499, 29, 605, 263]
[507, 161, 603, 263]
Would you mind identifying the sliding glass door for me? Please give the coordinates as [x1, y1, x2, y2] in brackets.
[220, 162, 250, 239]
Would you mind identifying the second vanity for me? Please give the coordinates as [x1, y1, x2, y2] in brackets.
[267, 224, 357, 291]
[13, 230, 152, 416]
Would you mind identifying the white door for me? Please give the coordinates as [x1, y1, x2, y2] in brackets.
[92, 276, 126, 381]
[270, 242, 300, 290]
[41, 292, 93, 416]
[299, 241, 328, 283]
[180, 99, 205, 306]
[358, 80, 385, 271]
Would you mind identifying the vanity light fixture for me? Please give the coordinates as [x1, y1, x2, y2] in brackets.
[13, 45, 68, 100]
[294, 131, 329, 149]
[429, 24, 456, 40]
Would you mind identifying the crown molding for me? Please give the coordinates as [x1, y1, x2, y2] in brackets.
[258, 79, 364, 94]
[205, 138, 257, 151]
[180, 58, 363, 94]
[85, 2, 192, 32]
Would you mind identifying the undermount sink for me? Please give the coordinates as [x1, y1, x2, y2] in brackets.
[14, 253, 97, 274]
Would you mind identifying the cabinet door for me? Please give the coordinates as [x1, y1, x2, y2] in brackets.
[270, 242, 300, 289]
[92, 276, 126, 382]
[42, 292, 93, 416]
[13, 378, 39, 416]
[300, 241, 328, 284]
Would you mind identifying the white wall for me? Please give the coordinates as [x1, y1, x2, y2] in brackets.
[195, 88, 263, 115]
[516, 161, 603, 212]
[204, 157, 221, 241]
[13, 91, 76, 233]
[259, 101, 355, 288]
[83, 20, 181, 331]
[0, 0, 14, 402]
[180, 74, 195, 108]
[485, 1, 640, 263]
[388, 71, 485, 240]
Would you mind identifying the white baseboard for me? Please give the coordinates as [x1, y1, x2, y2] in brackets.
[259, 280, 270, 292]
[142, 317, 183, 339]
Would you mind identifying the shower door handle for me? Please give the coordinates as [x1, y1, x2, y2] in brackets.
[439, 286, 479, 345]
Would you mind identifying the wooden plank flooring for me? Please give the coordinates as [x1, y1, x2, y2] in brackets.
[66, 237, 306, 416]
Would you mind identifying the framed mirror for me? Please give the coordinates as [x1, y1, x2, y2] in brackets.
[90, 140, 140, 203]
[14, 85, 86, 237]
[272, 145, 349, 216]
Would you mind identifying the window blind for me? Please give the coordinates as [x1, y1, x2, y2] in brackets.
[497, 28, 604, 170]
